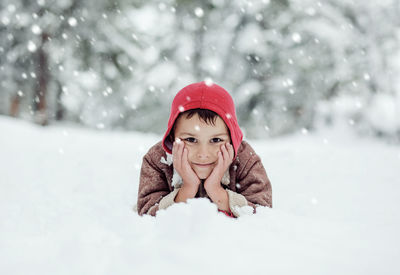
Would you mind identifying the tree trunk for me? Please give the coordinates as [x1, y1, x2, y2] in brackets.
[55, 82, 64, 121]
[34, 32, 49, 126]
[10, 94, 21, 117]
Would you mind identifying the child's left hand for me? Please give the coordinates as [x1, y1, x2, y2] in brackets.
[204, 143, 234, 191]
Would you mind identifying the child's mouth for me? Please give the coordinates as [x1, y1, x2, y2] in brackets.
[193, 162, 214, 167]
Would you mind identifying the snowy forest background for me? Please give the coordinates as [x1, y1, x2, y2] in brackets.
[1, 0, 400, 140]
[2, 1, 400, 274]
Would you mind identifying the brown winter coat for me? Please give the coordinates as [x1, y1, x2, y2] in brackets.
[137, 140, 272, 217]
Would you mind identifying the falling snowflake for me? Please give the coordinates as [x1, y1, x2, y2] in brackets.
[2, 17, 10, 26]
[27, 41, 37, 52]
[68, 17, 78, 27]
[292, 33, 302, 43]
[31, 25, 42, 34]
[178, 105, 185, 112]
[194, 7, 204, 18]
[204, 77, 213, 86]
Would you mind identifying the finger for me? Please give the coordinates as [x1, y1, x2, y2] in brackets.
[172, 141, 177, 162]
[182, 147, 189, 167]
[216, 151, 223, 168]
[221, 144, 233, 167]
[220, 144, 228, 162]
[223, 144, 231, 166]
[173, 138, 183, 167]
[227, 143, 234, 161]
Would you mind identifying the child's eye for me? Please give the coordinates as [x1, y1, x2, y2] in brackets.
[184, 137, 196, 143]
[211, 138, 223, 143]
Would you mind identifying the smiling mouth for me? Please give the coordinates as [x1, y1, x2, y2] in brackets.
[193, 162, 214, 167]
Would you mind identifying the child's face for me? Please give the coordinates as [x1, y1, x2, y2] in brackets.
[173, 113, 231, 180]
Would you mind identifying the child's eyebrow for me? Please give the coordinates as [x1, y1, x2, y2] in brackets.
[180, 132, 197, 136]
[180, 132, 228, 137]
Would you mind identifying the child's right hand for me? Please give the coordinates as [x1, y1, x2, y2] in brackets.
[172, 138, 201, 190]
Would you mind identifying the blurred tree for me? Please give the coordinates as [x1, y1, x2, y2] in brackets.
[0, 0, 399, 141]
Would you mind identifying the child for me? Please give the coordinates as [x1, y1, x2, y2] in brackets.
[137, 81, 272, 217]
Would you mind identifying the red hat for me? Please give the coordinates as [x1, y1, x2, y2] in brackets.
[162, 81, 243, 157]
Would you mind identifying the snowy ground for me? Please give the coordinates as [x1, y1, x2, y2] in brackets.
[0, 116, 399, 275]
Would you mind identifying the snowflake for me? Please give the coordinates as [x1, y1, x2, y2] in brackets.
[27, 41, 37, 52]
[194, 7, 204, 18]
[31, 25, 42, 35]
[204, 77, 213, 86]
[292, 33, 302, 43]
[68, 17, 78, 27]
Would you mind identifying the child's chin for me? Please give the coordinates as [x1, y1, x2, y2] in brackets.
[196, 171, 211, 180]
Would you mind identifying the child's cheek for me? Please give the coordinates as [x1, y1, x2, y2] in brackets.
[185, 147, 194, 162]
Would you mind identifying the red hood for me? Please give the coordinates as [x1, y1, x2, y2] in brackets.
[162, 81, 243, 157]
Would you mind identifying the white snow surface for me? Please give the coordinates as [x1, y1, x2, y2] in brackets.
[0, 116, 399, 275]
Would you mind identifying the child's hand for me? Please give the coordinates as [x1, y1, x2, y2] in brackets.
[172, 138, 201, 189]
[204, 143, 234, 191]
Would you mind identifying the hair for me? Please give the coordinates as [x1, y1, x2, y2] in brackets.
[168, 108, 220, 141]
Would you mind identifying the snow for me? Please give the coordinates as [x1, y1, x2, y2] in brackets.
[366, 93, 400, 134]
[27, 41, 37, 52]
[1, 116, 399, 275]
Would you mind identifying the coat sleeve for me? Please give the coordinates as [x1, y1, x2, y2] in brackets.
[230, 152, 272, 216]
[137, 152, 175, 216]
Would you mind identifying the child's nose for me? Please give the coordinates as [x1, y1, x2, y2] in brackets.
[196, 145, 212, 159]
